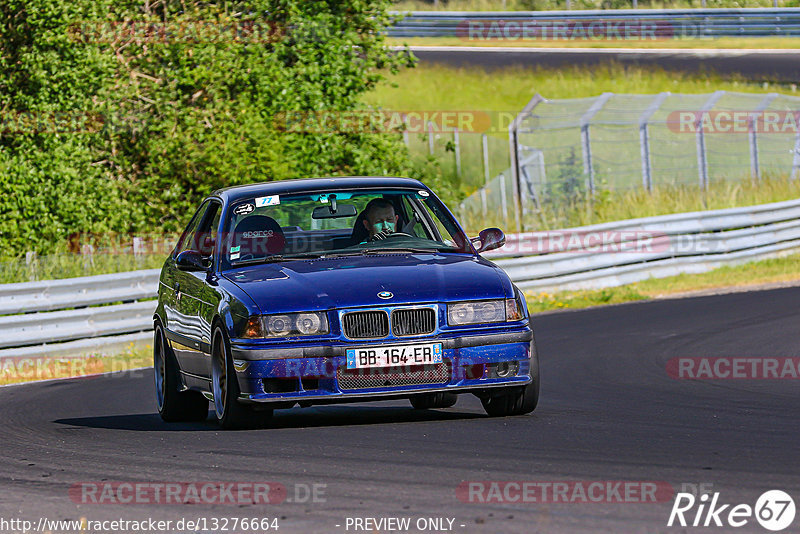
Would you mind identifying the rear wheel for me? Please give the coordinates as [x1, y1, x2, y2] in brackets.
[410, 392, 458, 410]
[212, 326, 273, 429]
[480, 338, 540, 417]
[154, 323, 209, 422]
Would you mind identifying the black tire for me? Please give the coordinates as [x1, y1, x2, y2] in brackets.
[410, 392, 458, 410]
[480, 337, 540, 417]
[211, 326, 273, 430]
[154, 323, 209, 422]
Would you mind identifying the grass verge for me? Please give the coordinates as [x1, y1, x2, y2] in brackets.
[0, 253, 167, 284]
[0, 343, 152, 386]
[525, 251, 800, 313]
[366, 63, 794, 112]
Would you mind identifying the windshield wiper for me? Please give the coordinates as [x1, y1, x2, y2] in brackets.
[231, 253, 323, 266]
[362, 247, 441, 254]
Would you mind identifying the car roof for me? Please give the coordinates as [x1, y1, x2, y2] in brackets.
[211, 177, 428, 204]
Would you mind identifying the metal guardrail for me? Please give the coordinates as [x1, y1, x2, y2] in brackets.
[388, 9, 800, 38]
[488, 198, 800, 290]
[0, 301, 156, 350]
[0, 269, 159, 315]
[0, 271, 159, 359]
[0, 198, 798, 357]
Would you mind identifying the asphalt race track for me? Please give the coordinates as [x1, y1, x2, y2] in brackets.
[0, 286, 798, 533]
[407, 46, 800, 83]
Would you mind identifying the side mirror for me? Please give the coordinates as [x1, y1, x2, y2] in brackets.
[176, 250, 208, 272]
[474, 228, 505, 254]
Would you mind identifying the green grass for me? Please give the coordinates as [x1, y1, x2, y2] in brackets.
[0, 343, 152, 386]
[0, 253, 166, 284]
[459, 175, 800, 233]
[365, 63, 794, 112]
[525, 251, 800, 313]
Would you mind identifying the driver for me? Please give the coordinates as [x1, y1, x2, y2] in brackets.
[361, 198, 399, 242]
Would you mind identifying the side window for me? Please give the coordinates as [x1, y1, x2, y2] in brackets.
[176, 201, 221, 257]
[176, 202, 211, 255]
[203, 204, 222, 257]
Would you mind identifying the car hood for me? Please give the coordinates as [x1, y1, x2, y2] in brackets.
[223, 253, 512, 314]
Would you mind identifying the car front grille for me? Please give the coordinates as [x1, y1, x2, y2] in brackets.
[342, 311, 389, 339]
[391, 308, 436, 337]
[336, 362, 451, 391]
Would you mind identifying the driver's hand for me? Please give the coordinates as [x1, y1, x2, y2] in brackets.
[372, 229, 393, 241]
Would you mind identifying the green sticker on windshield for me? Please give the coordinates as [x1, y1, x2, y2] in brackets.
[230, 245, 240, 253]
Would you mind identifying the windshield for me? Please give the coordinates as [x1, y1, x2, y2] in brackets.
[219, 188, 472, 270]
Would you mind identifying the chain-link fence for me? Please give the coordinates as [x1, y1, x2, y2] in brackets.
[457, 91, 800, 233]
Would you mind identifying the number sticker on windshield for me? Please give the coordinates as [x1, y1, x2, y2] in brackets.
[256, 195, 280, 207]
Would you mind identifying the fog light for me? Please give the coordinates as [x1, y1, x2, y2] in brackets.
[495, 361, 519, 378]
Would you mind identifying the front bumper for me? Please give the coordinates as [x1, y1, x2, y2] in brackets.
[230, 329, 534, 404]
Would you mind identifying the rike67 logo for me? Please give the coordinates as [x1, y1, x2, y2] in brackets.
[668, 490, 796, 531]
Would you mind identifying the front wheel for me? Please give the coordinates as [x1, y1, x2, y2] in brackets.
[480, 381, 539, 417]
[480, 338, 540, 417]
[212, 326, 273, 430]
[410, 392, 458, 410]
[154, 323, 209, 422]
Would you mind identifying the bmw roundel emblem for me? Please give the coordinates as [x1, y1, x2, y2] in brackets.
[378, 291, 393, 300]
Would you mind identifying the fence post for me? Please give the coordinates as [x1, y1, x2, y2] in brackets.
[481, 134, 490, 217]
[499, 173, 508, 227]
[792, 127, 800, 180]
[749, 93, 777, 181]
[402, 113, 409, 148]
[25, 251, 37, 282]
[696, 91, 725, 190]
[454, 127, 461, 178]
[509, 94, 544, 233]
[580, 92, 613, 196]
[427, 121, 434, 155]
[639, 92, 668, 192]
[482, 134, 490, 185]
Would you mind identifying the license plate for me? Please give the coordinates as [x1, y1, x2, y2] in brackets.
[346, 342, 443, 369]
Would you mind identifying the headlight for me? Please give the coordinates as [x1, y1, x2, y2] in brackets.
[242, 312, 329, 338]
[447, 299, 524, 326]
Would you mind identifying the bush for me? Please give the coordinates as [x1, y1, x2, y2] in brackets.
[0, 0, 415, 257]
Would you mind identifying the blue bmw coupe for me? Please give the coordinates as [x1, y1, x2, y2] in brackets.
[154, 177, 539, 428]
